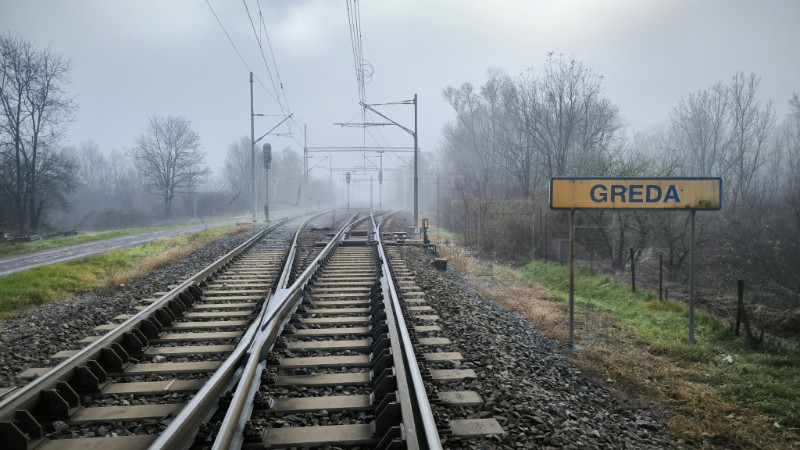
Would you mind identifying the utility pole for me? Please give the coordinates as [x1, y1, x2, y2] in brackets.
[358, 96, 419, 227]
[304, 125, 308, 212]
[378, 151, 383, 208]
[263, 143, 271, 222]
[346, 172, 351, 210]
[413, 93, 418, 228]
[250, 72, 257, 223]
[250, 93, 292, 222]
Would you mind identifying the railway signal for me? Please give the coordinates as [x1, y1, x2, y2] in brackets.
[263, 143, 272, 221]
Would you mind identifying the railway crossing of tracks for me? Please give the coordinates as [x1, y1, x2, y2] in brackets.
[0, 210, 502, 449]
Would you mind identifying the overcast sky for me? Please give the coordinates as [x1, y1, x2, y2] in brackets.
[2, 0, 798, 179]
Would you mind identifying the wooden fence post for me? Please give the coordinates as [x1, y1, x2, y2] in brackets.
[735, 279, 744, 336]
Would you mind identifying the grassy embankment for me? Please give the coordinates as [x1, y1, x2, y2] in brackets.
[0, 224, 252, 319]
[434, 228, 798, 448]
[0, 214, 249, 258]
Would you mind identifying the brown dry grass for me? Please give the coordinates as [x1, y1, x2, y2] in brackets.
[453, 253, 798, 449]
[107, 224, 252, 286]
[437, 246, 469, 272]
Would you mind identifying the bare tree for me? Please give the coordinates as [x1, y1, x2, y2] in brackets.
[0, 32, 77, 231]
[726, 72, 775, 207]
[129, 114, 210, 218]
[534, 54, 622, 178]
[670, 82, 731, 178]
[443, 82, 501, 254]
[223, 136, 252, 197]
[78, 138, 107, 190]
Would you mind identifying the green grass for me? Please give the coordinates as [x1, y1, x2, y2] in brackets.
[520, 260, 800, 427]
[0, 225, 243, 318]
[0, 214, 248, 258]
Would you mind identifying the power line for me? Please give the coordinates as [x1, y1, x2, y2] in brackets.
[257, 0, 293, 124]
[242, 0, 285, 114]
[205, 0, 285, 109]
[345, 0, 366, 104]
[205, 0, 252, 73]
[206, 0, 313, 147]
[365, 110, 392, 147]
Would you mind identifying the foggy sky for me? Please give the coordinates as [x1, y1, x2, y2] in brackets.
[1, 0, 798, 180]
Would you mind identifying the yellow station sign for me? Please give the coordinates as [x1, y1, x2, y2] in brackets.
[550, 177, 722, 210]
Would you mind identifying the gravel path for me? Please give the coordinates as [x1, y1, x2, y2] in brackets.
[396, 246, 691, 449]
[0, 225, 265, 388]
[0, 219, 248, 276]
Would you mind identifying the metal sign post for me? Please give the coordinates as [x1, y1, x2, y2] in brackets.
[550, 177, 721, 347]
[689, 210, 696, 345]
[568, 209, 576, 348]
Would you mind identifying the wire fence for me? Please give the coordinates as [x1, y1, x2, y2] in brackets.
[539, 239, 798, 343]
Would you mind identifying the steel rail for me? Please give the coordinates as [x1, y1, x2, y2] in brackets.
[209, 211, 360, 450]
[0, 218, 291, 426]
[276, 211, 330, 291]
[374, 211, 442, 449]
[149, 211, 331, 450]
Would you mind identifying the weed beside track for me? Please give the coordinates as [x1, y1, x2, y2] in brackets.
[436, 235, 799, 449]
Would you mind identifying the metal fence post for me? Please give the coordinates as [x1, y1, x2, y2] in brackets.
[659, 254, 663, 301]
[630, 248, 636, 293]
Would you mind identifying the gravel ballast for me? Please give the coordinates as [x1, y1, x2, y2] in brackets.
[1, 214, 690, 448]
[396, 246, 690, 449]
[0, 225, 266, 387]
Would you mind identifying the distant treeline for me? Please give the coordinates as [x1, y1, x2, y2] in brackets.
[431, 54, 800, 303]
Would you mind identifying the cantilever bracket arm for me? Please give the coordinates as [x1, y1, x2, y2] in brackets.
[255, 113, 294, 145]
[359, 102, 414, 136]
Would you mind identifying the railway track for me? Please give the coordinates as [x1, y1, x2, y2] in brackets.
[0, 210, 502, 449]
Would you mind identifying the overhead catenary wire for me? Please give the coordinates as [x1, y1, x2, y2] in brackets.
[206, 0, 322, 149]
[243, 0, 286, 116]
[205, 0, 252, 74]
[365, 110, 393, 147]
[345, 0, 365, 104]
[205, 0, 283, 107]
[257, 1, 293, 124]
